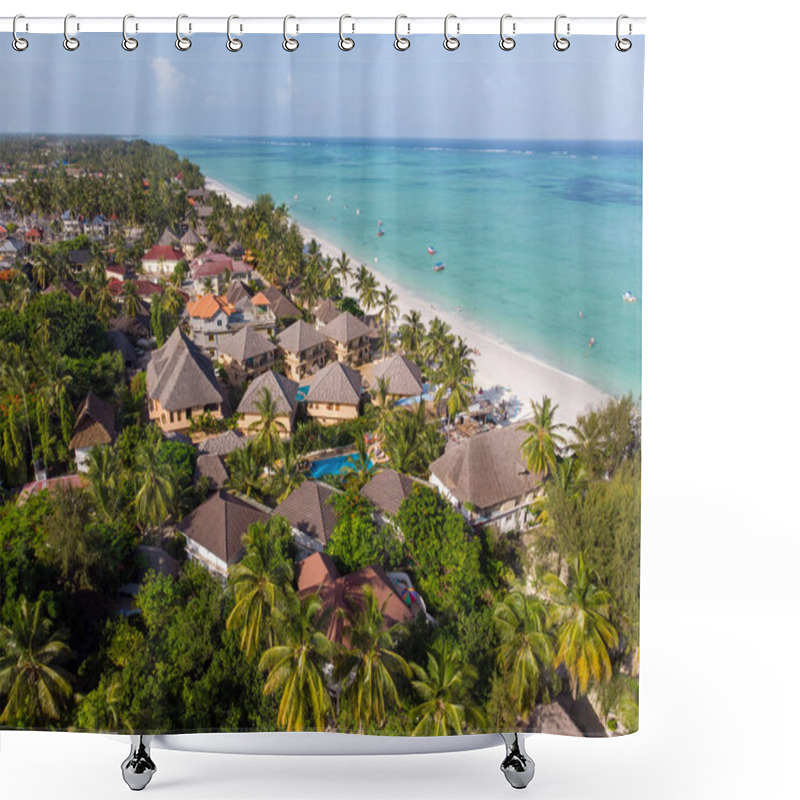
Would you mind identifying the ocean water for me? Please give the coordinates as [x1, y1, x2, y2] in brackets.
[157, 136, 641, 397]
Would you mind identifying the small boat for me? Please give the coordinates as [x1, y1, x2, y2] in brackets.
[622, 290, 637, 303]
[377, 229, 385, 237]
[427, 246, 436, 255]
[433, 262, 445, 272]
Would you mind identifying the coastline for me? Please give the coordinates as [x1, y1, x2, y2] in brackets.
[204, 176, 609, 426]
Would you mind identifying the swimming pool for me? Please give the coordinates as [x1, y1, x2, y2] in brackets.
[307, 452, 374, 480]
[297, 385, 310, 402]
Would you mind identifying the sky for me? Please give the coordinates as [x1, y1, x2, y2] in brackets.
[0, 33, 644, 141]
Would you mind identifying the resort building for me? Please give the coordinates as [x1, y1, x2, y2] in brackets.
[236, 370, 299, 437]
[196, 430, 250, 457]
[226, 279, 254, 311]
[321, 311, 372, 367]
[277, 320, 328, 382]
[177, 490, 270, 579]
[146, 327, 225, 433]
[193, 453, 229, 491]
[272, 480, 340, 555]
[296, 552, 421, 646]
[217, 326, 276, 385]
[360, 468, 418, 523]
[429, 424, 542, 532]
[141, 244, 184, 276]
[185, 294, 241, 358]
[157, 227, 180, 247]
[305, 360, 364, 426]
[252, 285, 302, 321]
[179, 227, 201, 259]
[313, 297, 340, 327]
[190, 252, 253, 295]
[370, 354, 424, 401]
[68, 392, 116, 473]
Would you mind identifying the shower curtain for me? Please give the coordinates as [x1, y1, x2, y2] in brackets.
[0, 28, 643, 740]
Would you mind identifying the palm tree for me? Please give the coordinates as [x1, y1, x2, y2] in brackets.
[409, 640, 486, 736]
[340, 436, 376, 490]
[121, 280, 142, 318]
[227, 441, 267, 500]
[434, 337, 474, 422]
[86, 444, 120, 523]
[494, 592, 555, 718]
[371, 376, 393, 441]
[520, 396, 567, 478]
[544, 555, 619, 698]
[249, 388, 282, 463]
[335, 588, 410, 733]
[334, 251, 352, 291]
[356, 268, 380, 313]
[259, 592, 335, 732]
[398, 310, 425, 358]
[378, 285, 399, 355]
[268, 437, 305, 502]
[78, 673, 132, 733]
[133, 427, 176, 531]
[162, 283, 185, 317]
[422, 317, 454, 372]
[0, 597, 73, 726]
[227, 519, 295, 660]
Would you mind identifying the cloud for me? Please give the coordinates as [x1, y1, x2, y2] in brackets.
[150, 57, 185, 97]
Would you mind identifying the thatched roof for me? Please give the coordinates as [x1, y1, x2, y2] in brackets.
[218, 326, 275, 363]
[313, 297, 340, 326]
[360, 469, 416, 517]
[158, 227, 180, 246]
[107, 329, 136, 366]
[321, 311, 370, 344]
[529, 700, 584, 737]
[253, 286, 301, 319]
[177, 490, 269, 566]
[277, 319, 327, 355]
[193, 453, 229, 490]
[237, 370, 298, 418]
[371, 354, 423, 397]
[273, 481, 339, 546]
[68, 392, 115, 451]
[306, 361, 363, 406]
[226, 279, 253, 307]
[135, 545, 180, 580]
[429, 423, 541, 510]
[146, 327, 223, 412]
[297, 553, 417, 645]
[180, 227, 201, 245]
[196, 429, 250, 456]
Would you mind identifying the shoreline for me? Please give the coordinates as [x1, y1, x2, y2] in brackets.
[204, 176, 609, 426]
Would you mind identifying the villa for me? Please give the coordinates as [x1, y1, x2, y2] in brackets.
[305, 360, 364, 426]
[360, 468, 418, 523]
[190, 252, 253, 295]
[177, 490, 270, 578]
[217, 325, 276, 384]
[429, 423, 542, 532]
[236, 370, 299, 437]
[296, 552, 420, 646]
[277, 319, 328, 382]
[369, 354, 424, 401]
[179, 227, 201, 259]
[252, 285, 302, 321]
[141, 244, 184, 276]
[68, 392, 116, 473]
[272, 480, 340, 555]
[313, 297, 340, 327]
[321, 311, 372, 367]
[146, 327, 225, 433]
[185, 294, 241, 358]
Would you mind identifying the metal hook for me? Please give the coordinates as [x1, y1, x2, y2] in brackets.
[176, 14, 191, 51]
[63, 13, 79, 51]
[283, 15, 299, 51]
[339, 14, 355, 51]
[499, 14, 516, 51]
[615, 15, 632, 51]
[394, 15, 410, 51]
[444, 14, 460, 51]
[553, 14, 570, 51]
[12, 15, 28, 51]
[122, 14, 138, 51]
[227, 15, 242, 51]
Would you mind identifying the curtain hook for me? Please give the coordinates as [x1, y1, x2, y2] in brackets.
[394, 14, 410, 51]
[63, 13, 79, 51]
[615, 15, 632, 51]
[553, 14, 570, 51]
[499, 14, 516, 51]
[12, 14, 29, 51]
[122, 14, 138, 51]
[444, 14, 460, 51]
[339, 14, 355, 51]
[283, 15, 299, 51]
[176, 14, 192, 51]
[227, 15, 243, 51]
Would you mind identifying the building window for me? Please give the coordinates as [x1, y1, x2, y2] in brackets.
[169, 411, 174, 423]
[186, 408, 192, 419]
[208, 334, 215, 342]
[217, 319, 222, 327]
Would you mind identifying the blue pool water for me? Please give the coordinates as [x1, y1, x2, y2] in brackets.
[307, 453, 374, 480]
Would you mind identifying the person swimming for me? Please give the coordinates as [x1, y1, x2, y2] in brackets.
[578, 311, 584, 319]
[588, 337, 595, 349]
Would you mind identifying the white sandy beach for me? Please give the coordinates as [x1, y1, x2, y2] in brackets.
[204, 176, 609, 427]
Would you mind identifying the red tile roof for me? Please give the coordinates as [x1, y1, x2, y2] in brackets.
[142, 245, 183, 262]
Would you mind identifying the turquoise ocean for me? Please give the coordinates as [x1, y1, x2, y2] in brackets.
[156, 136, 642, 398]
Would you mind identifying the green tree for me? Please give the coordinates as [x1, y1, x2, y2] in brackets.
[133, 426, 176, 531]
[520, 395, 567, 478]
[0, 597, 73, 727]
[227, 440, 267, 500]
[544, 555, 619, 698]
[434, 337, 474, 422]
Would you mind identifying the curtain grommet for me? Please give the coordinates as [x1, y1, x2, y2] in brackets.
[12, 15, 29, 51]
[615, 15, 632, 51]
[121, 14, 138, 51]
[283, 15, 299, 51]
[499, 14, 516, 51]
[226, 15, 243, 52]
[63, 13, 80, 51]
[444, 14, 460, 51]
[553, 14, 570, 51]
[176, 14, 192, 51]
[394, 15, 410, 51]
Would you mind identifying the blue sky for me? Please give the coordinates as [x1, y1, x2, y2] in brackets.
[0, 33, 643, 141]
